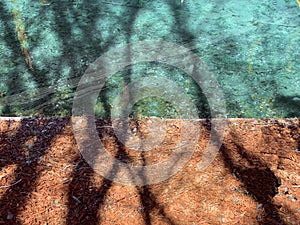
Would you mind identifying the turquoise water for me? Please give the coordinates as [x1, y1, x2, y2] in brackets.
[0, 0, 299, 118]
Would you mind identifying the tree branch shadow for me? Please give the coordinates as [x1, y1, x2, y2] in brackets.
[0, 118, 68, 224]
[66, 117, 178, 225]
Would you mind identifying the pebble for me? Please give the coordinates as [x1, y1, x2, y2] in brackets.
[289, 194, 297, 202]
[7, 212, 13, 220]
[257, 203, 263, 210]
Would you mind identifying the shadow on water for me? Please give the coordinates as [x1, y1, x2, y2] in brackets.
[274, 95, 300, 118]
[0, 2, 58, 116]
[1, 1, 300, 225]
[66, 1, 177, 223]
[0, 2, 30, 115]
[67, 0, 175, 222]
[66, 0, 178, 223]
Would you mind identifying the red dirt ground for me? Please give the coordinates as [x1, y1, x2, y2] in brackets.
[0, 117, 299, 224]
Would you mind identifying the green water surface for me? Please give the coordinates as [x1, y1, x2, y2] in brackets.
[0, 0, 299, 118]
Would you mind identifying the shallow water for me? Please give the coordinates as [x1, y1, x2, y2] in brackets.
[0, 0, 299, 118]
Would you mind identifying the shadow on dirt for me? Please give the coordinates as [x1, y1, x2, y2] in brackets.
[0, 118, 68, 224]
[220, 129, 284, 225]
[66, 118, 177, 225]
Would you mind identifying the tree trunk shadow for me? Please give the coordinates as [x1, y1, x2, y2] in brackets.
[220, 128, 285, 224]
